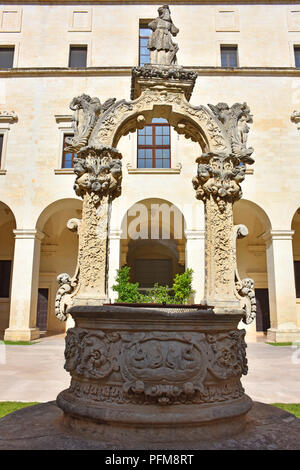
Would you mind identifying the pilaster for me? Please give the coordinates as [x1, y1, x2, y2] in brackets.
[108, 229, 122, 301]
[185, 229, 205, 303]
[4, 229, 44, 342]
[263, 229, 300, 342]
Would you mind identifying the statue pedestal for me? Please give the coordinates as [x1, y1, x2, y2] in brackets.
[56, 305, 252, 445]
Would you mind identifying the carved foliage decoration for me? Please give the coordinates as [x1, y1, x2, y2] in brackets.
[73, 149, 122, 205]
[208, 102, 254, 162]
[204, 197, 235, 301]
[64, 327, 247, 405]
[66, 94, 116, 151]
[192, 104, 254, 206]
[192, 152, 244, 208]
[89, 88, 229, 155]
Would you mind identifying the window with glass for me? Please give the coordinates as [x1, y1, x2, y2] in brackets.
[294, 46, 300, 68]
[62, 134, 76, 168]
[69, 45, 87, 68]
[0, 47, 14, 68]
[137, 118, 171, 169]
[221, 45, 238, 67]
[139, 23, 151, 66]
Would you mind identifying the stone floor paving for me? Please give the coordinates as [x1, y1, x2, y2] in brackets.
[0, 332, 299, 403]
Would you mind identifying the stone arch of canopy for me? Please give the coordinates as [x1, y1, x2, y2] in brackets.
[89, 91, 231, 156]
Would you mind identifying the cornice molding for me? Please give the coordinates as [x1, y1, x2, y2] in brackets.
[0, 111, 18, 124]
[2, 1, 299, 4]
[262, 230, 295, 242]
[1, 67, 300, 78]
[13, 229, 45, 241]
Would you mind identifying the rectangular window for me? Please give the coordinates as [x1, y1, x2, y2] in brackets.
[37, 288, 49, 331]
[294, 46, 300, 68]
[221, 45, 238, 67]
[139, 23, 151, 66]
[69, 45, 87, 68]
[134, 259, 172, 287]
[137, 118, 171, 169]
[0, 260, 11, 298]
[294, 261, 300, 297]
[0, 46, 14, 68]
[62, 134, 76, 168]
[0, 134, 3, 167]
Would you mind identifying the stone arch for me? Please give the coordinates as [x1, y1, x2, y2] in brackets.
[120, 197, 186, 292]
[0, 201, 16, 336]
[36, 198, 82, 232]
[233, 199, 272, 336]
[291, 208, 300, 304]
[234, 199, 272, 233]
[90, 93, 230, 156]
[35, 198, 82, 333]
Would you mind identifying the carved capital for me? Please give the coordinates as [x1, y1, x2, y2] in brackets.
[192, 152, 244, 207]
[73, 148, 122, 205]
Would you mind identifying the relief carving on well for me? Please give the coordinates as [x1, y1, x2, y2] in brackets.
[64, 327, 247, 406]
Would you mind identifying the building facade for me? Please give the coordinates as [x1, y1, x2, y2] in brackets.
[0, 0, 300, 342]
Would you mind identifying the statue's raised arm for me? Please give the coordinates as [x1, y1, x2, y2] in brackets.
[147, 5, 179, 66]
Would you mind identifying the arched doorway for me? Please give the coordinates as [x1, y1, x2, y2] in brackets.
[0, 201, 16, 337]
[36, 198, 82, 333]
[233, 199, 271, 336]
[292, 208, 300, 327]
[120, 198, 186, 297]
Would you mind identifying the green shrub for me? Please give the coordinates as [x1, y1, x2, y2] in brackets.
[144, 283, 173, 304]
[172, 268, 195, 304]
[112, 266, 142, 303]
[113, 266, 195, 305]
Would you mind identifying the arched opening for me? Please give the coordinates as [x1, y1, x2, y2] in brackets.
[0, 201, 16, 337]
[120, 198, 186, 296]
[233, 199, 272, 336]
[36, 198, 82, 333]
[292, 208, 300, 326]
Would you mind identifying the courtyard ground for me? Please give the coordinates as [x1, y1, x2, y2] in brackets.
[0, 332, 299, 403]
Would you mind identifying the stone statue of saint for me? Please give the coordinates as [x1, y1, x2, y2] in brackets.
[148, 5, 179, 66]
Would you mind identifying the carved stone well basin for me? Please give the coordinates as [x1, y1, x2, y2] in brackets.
[57, 305, 252, 446]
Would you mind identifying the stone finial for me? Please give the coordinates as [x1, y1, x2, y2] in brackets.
[148, 5, 179, 66]
[208, 102, 254, 162]
[192, 103, 254, 208]
[66, 94, 117, 151]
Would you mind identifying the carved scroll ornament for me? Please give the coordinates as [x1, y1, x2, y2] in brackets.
[55, 219, 81, 321]
[233, 225, 256, 325]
